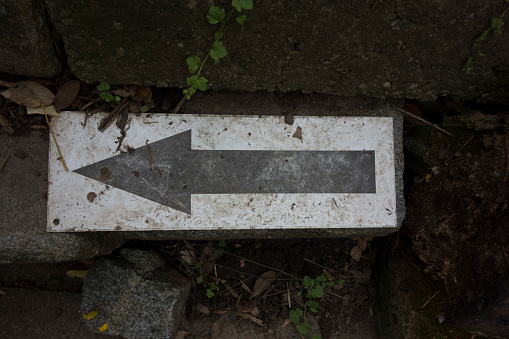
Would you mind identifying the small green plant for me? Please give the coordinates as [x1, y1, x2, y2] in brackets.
[213, 239, 227, 256]
[182, 0, 253, 100]
[463, 1, 509, 74]
[290, 274, 344, 337]
[96, 81, 121, 103]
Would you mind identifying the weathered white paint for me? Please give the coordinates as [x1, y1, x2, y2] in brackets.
[47, 112, 396, 232]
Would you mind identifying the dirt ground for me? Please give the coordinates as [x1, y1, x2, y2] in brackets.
[1, 74, 508, 338]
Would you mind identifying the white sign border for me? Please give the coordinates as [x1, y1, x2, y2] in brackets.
[48, 112, 396, 232]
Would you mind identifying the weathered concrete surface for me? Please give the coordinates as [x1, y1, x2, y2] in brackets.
[44, 0, 509, 102]
[0, 132, 126, 263]
[81, 249, 191, 339]
[0, 288, 116, 338]
[0, 0, 60, 77]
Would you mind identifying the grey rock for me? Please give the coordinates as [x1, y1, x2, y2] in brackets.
[81, 249, 191, 339]
[0, 0, 60, 77]
[0, 132, 126, 264]
[44, 0, 509, 102]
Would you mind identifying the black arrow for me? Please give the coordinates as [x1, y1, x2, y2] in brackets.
[74, 130, 376, 215]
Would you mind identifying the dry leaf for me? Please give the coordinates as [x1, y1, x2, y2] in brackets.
[27, 105, 60, 117]
[111, 86, 133, 98]
[99, 323, 107, 332]
[200, 242, 215, 277]
[30, 125, 47, 130]
[210, 317, 224, 339]
[0, 289, 6, 295]
[350, 267, 371, 284]
[66, 270, 88, 279]
[251, 271, 277, 299]
[134, 86, 152, 103]
[1, 87, 41, 107]
[83, 309, 99, 320]
[236, 295, 257, 313]
[17, 81, 55, 106]
[175, 330, 190, 339]
[225, 284, 239, 298]
[196, 303, 210, 315]
[54, 80, 80, 111]
[281, 318, 291, 328]
[0, 115, 14, 135]
[350, 237, 372, 262]
[128, 100, 141, 113]
[237, 312, 264, 326]
[292, 126, 302, 141]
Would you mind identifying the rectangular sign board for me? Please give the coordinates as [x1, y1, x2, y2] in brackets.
[48, 112, 396, 232]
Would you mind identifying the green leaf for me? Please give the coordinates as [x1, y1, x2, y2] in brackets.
[206, 289, 215, 298]
[463, 57, 474, 74]
[197, 77, 208, 91]
[187, 75, 207, 90]
[183, 87, 196, 100]
[491, 17, 502, 30]
[312, 334, 323, 339]
[210, 282, 218, 290]
[97, 81, 110, 92]
[207, 6, 226, 24]
[232, 0, 253, 12]
[197, 276, 203, 284]
[310, 285, 324, 298]
[113, 95, 121, 104]
[289, 308, 303, 323]
[337, 279, 345, 287]
[316, 274, 327, 282]
[473, 30, 488, 47]
[186, 56, 201, 73]
[306, 300, 319, 313]
[218, 240, 226, 247]
[210, 41, 227, 62]
[99, 91, 114, 102]
[193, 262, 202, 269]
[236, 15, 246, 25]
[302, 276, 314, 288]
[297, 322, 310, 336]
[214, 31, 223, 40]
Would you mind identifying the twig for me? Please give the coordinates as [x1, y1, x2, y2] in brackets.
[388, 104, 452, 136]
[80, 101, 95, 111]
[193, 243, 300, 279]
[444, 135, 474, 164]
[172, 96, 187, 114]
[304, 258, 339, 273]
[44, 106, 67, 171]
[421, 290, 441, 309]
[325, 290, 347, 300]
[0, 79, 16, 87]
[0, 136, 19, 171]
[372, 0, 382, 10]
[72, 316, 82, 335]
[98, 98, 128, 132]
[221, 250, 300, 280]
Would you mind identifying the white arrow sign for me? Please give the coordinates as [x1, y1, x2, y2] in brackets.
[47, 112, 396, 232]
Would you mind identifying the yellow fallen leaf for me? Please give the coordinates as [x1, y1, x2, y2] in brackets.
[66, 270, 88, 279]
[27, 105, 60, 117]
[425, 173, 433, 182]
[83, 309, 99, 320]
[99, 323, 107, 332]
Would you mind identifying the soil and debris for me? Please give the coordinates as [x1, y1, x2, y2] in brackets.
[1, 72, 509, 338]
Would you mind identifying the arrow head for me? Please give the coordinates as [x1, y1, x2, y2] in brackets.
[74, 130, 193, 215]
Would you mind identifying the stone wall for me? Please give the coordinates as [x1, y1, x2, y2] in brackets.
[2, 0, 509, 102]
